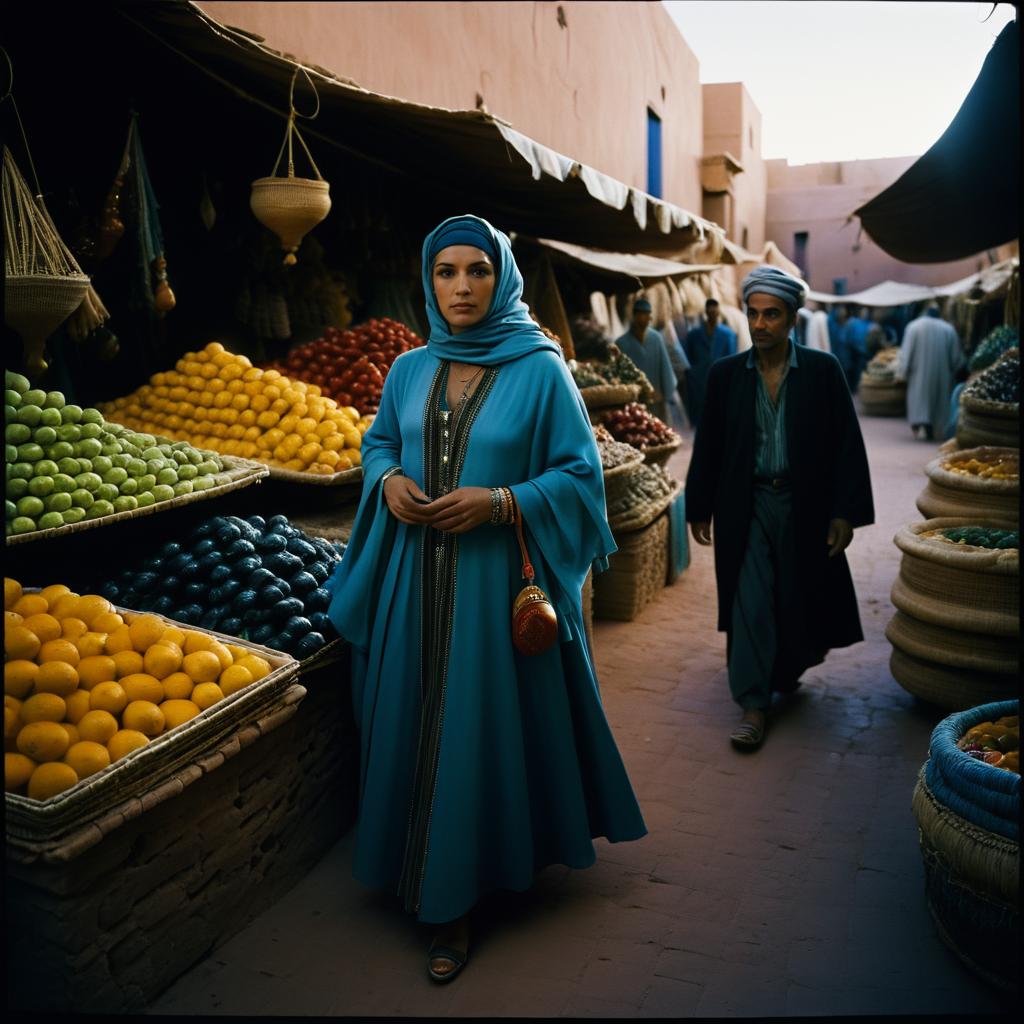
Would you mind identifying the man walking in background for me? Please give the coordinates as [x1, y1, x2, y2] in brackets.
[686, 266, 874, 750]
[898, 305, 965, 441]
[615, 297, 683, 427]
[683, 297, 737, 429]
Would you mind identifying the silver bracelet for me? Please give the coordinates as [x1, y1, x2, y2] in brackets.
[381, 465, 404, 484]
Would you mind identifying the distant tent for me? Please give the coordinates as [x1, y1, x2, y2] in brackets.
[854, 18, 1019, 263]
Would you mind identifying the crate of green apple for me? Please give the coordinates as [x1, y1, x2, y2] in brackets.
[92, 513, 347, 663]
[601, 403, 680, 451]
[5, 370, 267, 542]
[263, 317, 425, 416]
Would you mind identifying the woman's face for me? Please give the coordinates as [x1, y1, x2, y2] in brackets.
[432, 245, 496, 334]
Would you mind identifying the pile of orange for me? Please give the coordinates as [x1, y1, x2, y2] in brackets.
[4, 577, 274, 801]
[98, 342, 373, 475]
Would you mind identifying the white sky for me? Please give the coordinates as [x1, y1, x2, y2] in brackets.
[662, 0, 1017, 165]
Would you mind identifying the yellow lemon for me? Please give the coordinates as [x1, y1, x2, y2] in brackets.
[77, 655, 118, 691]
[160, 699, 201, 730]
[225, 644, 248, 662]
[38, 583, 71, 606]
[63, 741, 111, 781]
[182, 630, 215, 655]
[38, 638, 80, 668]
[128, 614, 167, 653]
[191, 682, 224, 711]
[120, 673, 165, 704]
[64, 689, 92, 725]
[5, 752, 36, 793]
[122, 700, 166, 737]
[218, 664, 254, 697]
[92, 611, 126, 634]
[17, 721, 71, 762]
[143, 643, 183, 680]
[5, 626, 41, 662]
[89, 681, 128, 716]
[236, 654, 272, 682]
[60, 616, 89, 641]
[4, 660, 39, 700]
[75, 632, 109, 659]
[22, 612, 62, 644]
[111, 650, 144, 678]
[208, 641, 233, 673]
[5, 610, 24, 630]
[182, 650, 221, 684]
[160, 626, 187, 648]
[78, 710, 119, 745]
[20, 692, 68, 724]
[49, 592, 81, 620]
[34, 661, 80, 697]
[161, 672, 194, 700]
[4, 577, 23, 610]
[59, 722, 80, 747]
[27, 761, 79, 801]
[4, 705, 21, 745]
[12, 594, 49, 618]
[76, 595, 113, 628]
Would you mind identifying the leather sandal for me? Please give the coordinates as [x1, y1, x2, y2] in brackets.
[730, 717, 765, 749]
[427, 940, 469, 983]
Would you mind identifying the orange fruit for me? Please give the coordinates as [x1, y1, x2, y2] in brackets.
[120, 673, 165, 704]
[160, 626, 187, 649]
[89, 681, 128, 716]
[143, 643, 183, 680]
[34, 661, 80, 697]
[5, 626, 41, 662]
[191, 682, 224, 711]
[20, 692, 67, 724]
[208, 641, 233, 674]
[4, 577, 23, 610]
[160, 672, 194, 700]
[225, 644, 248, 662]
[218, 664, 254, 697]
[49, 592, 82, 620]
[128, 614, 167, 653]
[74, 632, 108, 659]
[92, 611, 126, 634]
[182, 630, 215, 655]
[182, 650, 221, 684]
[4, 705, 21, 745]
[27, 761, 79, 800]
[4, 660, 39, 700]
[5, 610, 24, 630]
[5, 752, 36, 793]
[12, 594, 49, 618]
[38, 584, 71, 606]
[105, 625, 134, 655]
[60, 617, 89, 641]
[22, 612, 62, 644]
[76, 595, 113, 628]
[77, 655, 118, 691]
[106, 729, 150, 762]
[160, 699, 201, 730]
[38, 638, 80, 668]
[78, 710, 119, 745]
[64, 689, 92, 725]
[17, 721, 71, 762]
[122, 700, 165, 737]
[236, 654, 272, 682]
[59, 722, 81, 747]
[111, 650, 144, 678]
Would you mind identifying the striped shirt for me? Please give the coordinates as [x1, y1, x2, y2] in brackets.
[746, 341, 799, 476]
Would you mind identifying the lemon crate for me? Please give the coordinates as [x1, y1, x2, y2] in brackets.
[5, 603, 300, 849]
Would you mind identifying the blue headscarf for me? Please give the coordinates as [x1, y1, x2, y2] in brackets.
[742, 265, 806, 312]
[421, 214, 562, 366]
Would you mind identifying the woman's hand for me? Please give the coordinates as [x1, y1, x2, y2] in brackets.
[383, 474, 436, 526]
[425, 487, 493, 534]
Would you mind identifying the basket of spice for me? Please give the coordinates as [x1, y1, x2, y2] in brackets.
[602, 403, 682, 466]
[911, 699, 1019, 992]
[858, 348, 907, 416]
[593, 425, 645, 504]
[957, 349, 1019, 449]
[916, 447, 1018, 524]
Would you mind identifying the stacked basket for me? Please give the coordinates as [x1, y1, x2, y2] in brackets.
[956, 348, 1019, 450]
[916, 448, 1018, 525]
[887, 518, 1019, 710]
[911, 699, 1019, 992]
[858, 348, 907, 417]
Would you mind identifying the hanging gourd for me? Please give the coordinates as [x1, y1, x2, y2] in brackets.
[2, 146, 90, 378]
[251, 67, 331, 265]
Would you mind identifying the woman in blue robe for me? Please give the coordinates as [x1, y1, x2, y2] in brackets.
[325, 214, 646, 982]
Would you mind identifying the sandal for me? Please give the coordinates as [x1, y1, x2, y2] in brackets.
[427, 939, 469, 984]
[730, 716, 766, 750]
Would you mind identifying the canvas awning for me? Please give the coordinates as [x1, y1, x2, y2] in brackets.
[115, 0, 725, 259]
[853, 18, 1019, 263]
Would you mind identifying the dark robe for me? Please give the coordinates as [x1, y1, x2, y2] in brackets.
[685, 347, 874, 652]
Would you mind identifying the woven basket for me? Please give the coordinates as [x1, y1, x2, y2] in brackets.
[961, 390, 1019, 420]
[884, 610, 1018, 675]
[297, 635, 347, 673]
[580, 383, 641, 409]
[890, 519, 1018, 637]
[5, 605, 299, 845]
[4, 274, 91, 339]
[858, 377, 907, 417]
[593, 512, 669, 621]
[266, 464, 363, 486]
[916, 448, 1018, 524]
[5, 455, 269, 547]
[608, 478, 683, 533]
[250, 176, 331, 259]
[888, 647, 1018, 711]
[912, 771, 1019, 992]
[642, 437, 682, 467]
[602, 451, 646, 504]
[957, 402, 1019, 449]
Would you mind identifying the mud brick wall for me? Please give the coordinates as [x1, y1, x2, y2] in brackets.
[5, 653, 358, 1013]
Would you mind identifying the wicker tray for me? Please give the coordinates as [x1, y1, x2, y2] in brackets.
[602, 449, 646, 481]
[5, 456, 269, 547]
[5, 604, 300, 845]
[298, 635, 347, 673]
[580, 383, 641, 410]
[642, 437, 682, 467]
[608, 478, 683, 533]
[266, 464, 364, 486]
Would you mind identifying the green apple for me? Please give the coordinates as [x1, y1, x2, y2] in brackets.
[5, 389, 23, 407]
[105, 422, 126, 436]
[7, 478, 28, 499]
[113, 495, 138, 513]
[57, 458, 80, 477]
[110, 453, 131, 469]
[61, 508, 86, 525]
[100, 442, 121, 457]
[32, 460, 59, 478]
[10, 462, 34, 480]
[70, 488, 94, 510]
[16, 495, 45, 519]
[186, 450, 204, 466]
[46, 442, 75, 462]
[33, 426, 58, 447]
[27, 476, 54, 498]
[126, 458, 147, 477]
[198, 460, 221, 476]
[56, 423, 81, 443]
[5, 499, 17, 520]
[5, 443, 18, 463]
[39, 407, 63, 427]
[120, 442, 141, 458]
[177, 463, 198, 481]
[22, 389, 47, 407]
[95, 483, 119, 503]
[43, 391, 65, 410]
[16, 405, 42, 428]
[60, 404, 83, 424]
[38, 511, 64, 530]
[45, 492, 72, 513]
[17, 443, 44, 462]
[138, 473, 157, 491]
[11, 516, 36, 534]
[156, 467, 178, 486]
[76, 438, 103, 460]
[74, 472, 102, 492]
[86, 499, 114, 519]
[173, 480, 194, 496]
[103, 467, 128, 487]
[119, 477, 139, 495]
[6, 422, 31, 445]
[135, 434, 156, 450]
[51, 473, 77, 493]
[75, 459, 92, 474]
[5, 371, 31, 394]
[79, 422, 103, 440]
[81, 408, 104, 426]
[192, 476, 216, 491]
[91, 455, 113, 476]
[151, 484, 175, 503]
[136, 491, 156, 508]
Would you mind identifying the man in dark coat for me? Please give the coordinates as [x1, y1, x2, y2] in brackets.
[686, 266, 874, 749]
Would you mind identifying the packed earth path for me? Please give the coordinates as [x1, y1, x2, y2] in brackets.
[146, 412, 1008, 1017]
